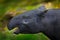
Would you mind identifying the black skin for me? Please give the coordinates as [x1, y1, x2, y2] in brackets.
[7, 6, 60, 40]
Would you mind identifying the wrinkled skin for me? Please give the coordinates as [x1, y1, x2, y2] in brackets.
[7, 6, 60, 40]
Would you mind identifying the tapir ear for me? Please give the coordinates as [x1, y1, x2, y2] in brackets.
[37, 10, 48, 17]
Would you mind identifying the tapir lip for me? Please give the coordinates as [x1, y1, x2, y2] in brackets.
[7, 24, 13, 30]
[8, 27, 13, 30]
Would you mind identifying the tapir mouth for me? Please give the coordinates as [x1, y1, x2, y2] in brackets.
[8, 26, 20, 34]
[14, 28, 20, 34]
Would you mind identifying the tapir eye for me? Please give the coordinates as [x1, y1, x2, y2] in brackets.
[22, 18, 32, 24]
[22, 19, 29, 24]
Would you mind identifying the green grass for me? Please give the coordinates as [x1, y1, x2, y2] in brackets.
[0, 32, 49, 40]
[15, 33, 49, 40]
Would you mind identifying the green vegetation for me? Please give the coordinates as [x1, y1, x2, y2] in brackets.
[0, 32, 49, 40]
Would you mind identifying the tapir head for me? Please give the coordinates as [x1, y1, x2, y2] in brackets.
[7, 6, 48, 34]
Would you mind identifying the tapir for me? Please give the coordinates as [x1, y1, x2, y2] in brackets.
[7, 6, 60, 40]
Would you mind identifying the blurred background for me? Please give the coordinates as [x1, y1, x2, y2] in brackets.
[0, 0, 60, 40]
